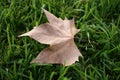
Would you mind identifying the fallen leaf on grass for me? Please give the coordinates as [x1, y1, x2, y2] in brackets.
[19, 9, 82, 66]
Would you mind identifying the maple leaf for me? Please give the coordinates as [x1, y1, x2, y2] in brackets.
[19, 9, 82, 66]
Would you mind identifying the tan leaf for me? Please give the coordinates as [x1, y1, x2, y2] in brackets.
[19, 9, 82, 66]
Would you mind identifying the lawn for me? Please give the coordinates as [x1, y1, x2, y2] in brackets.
[0, 0, 120, 80]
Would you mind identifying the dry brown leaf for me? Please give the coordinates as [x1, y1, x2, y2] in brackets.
[19, 9, 82, 66]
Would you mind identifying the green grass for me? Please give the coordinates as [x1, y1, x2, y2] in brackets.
[0, 0, 120, 80]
